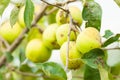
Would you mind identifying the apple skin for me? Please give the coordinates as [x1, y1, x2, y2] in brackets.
[25, 39, 51, 63]
[76, 27, 101, 54]
[43, 23, 60, 50]
[56, 24, 77, 46]
[0, 21, 23, 44]
[60, 41, 83, 69]
[27, 27, 42, 42]
[56, 9, 69, 25]
[69, 6, 83, 26]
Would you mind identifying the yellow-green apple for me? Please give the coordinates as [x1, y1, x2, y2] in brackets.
[27, 27, 42, 42]
[56, 9, 69, 25]
[43, 23, 60, 49]
[25, 39, 51, 63]
[60, 41, 83, 69]
[76, 27, 101, 54]
[56, 24, 77, 46]
[69, 6, 83, 26]
[0, 21, 23, 44]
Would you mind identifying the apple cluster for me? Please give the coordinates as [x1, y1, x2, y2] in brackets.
[0, 5, 102, 70]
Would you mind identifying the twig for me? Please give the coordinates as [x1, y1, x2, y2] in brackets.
[41, 0, 68, 12]
[0, 4, 48, 67]
[0, 36, 10, 48]
[44, 7, 58, 15]
[65, 8, 73, 72]
[101, 47, 120, 50]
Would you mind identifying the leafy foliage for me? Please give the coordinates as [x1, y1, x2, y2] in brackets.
[102, 34, 120, 47]
[82, 1, 102, 31]
[10, 7, 20, 27]
[84, 65, 101, 80]
[103, 30, 114, 39]
[0, 0, 10, 16]
[82, 48, 105, 69]
[37, 62, 67, 80]
[24, 0, 34, 28]
[114, 0, 120, 7]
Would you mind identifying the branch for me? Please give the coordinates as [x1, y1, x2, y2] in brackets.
[0, 36, 10, 48]
[0, 4, 48, 67]
[44, 7, 58, 15]
[41, 0, 68, 12]
[65, 9, 73, 72]
[101, 47, 120, 50]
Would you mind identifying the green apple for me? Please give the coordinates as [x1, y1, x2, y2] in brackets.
[60, 41, 83, 69]
[76, 27, 101, 54]
[25, 39, 51, 63]
[56, 9, 69, 25]
[27, 27, 42, 42]
[56, 24, 77, 46]
[43, 23, 60, 49]
[0, 21, 23, 44]
[69, 6, 83, 26]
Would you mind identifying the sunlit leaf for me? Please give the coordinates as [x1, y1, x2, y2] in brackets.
[82, 1, 102, 31]
[0, 0, 10, 16]
[10, 7, 20, 27]
[102, 34, 120, 47]
[103, 30, 114, 39]
[24, 0, 34, 28]
[84, 65, 101, 80]
[82, 48, 105, 69]
[37, 62, 67, 80]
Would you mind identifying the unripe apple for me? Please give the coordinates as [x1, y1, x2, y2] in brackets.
[56, 9, 69, 25]
[56, 6, 83, 26]
[25, 39, 51, 63]
[60, 41, 83, 69]
[43, 23, 60, 50]
[76, 27, 101, 54]
[69, 6, 83, 26]
[27, 27, 42, 42]
[56, 24, 77, 46]
[0, 21, 23, 44]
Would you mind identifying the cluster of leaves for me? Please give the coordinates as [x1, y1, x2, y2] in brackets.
[0, 0, 120, 80]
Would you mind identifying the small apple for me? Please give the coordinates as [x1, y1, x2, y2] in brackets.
[25, 39, 51, 63]
[0, 21, 23, 44]
[56, 9, 69, 25]
[43, 23, 60, 50]
[69, 6, 83, 26]
[60, 41, 83, 69]
[76, 27, 101, 54]
[27, 27, 42, 42]
[56, 24, 77, 46]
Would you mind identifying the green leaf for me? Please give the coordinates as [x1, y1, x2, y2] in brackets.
[0, 0, 10, 16]
[19, 64, 32, 72]
[0, 73, 3, 80]
[37, 62, 67, 80]
[84, 65, 101, 80]
[103, 30, 114, 39]
[102, 34, 120, 47]
[24, 0, 34, 28]
[5, 52, 13, 63]
[10, 7, 20, 27]
[82, 48, 105, 69]
[82, 1, 102, 31]
[19, 47, 26, 64]
[114, 0, 120, 7]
